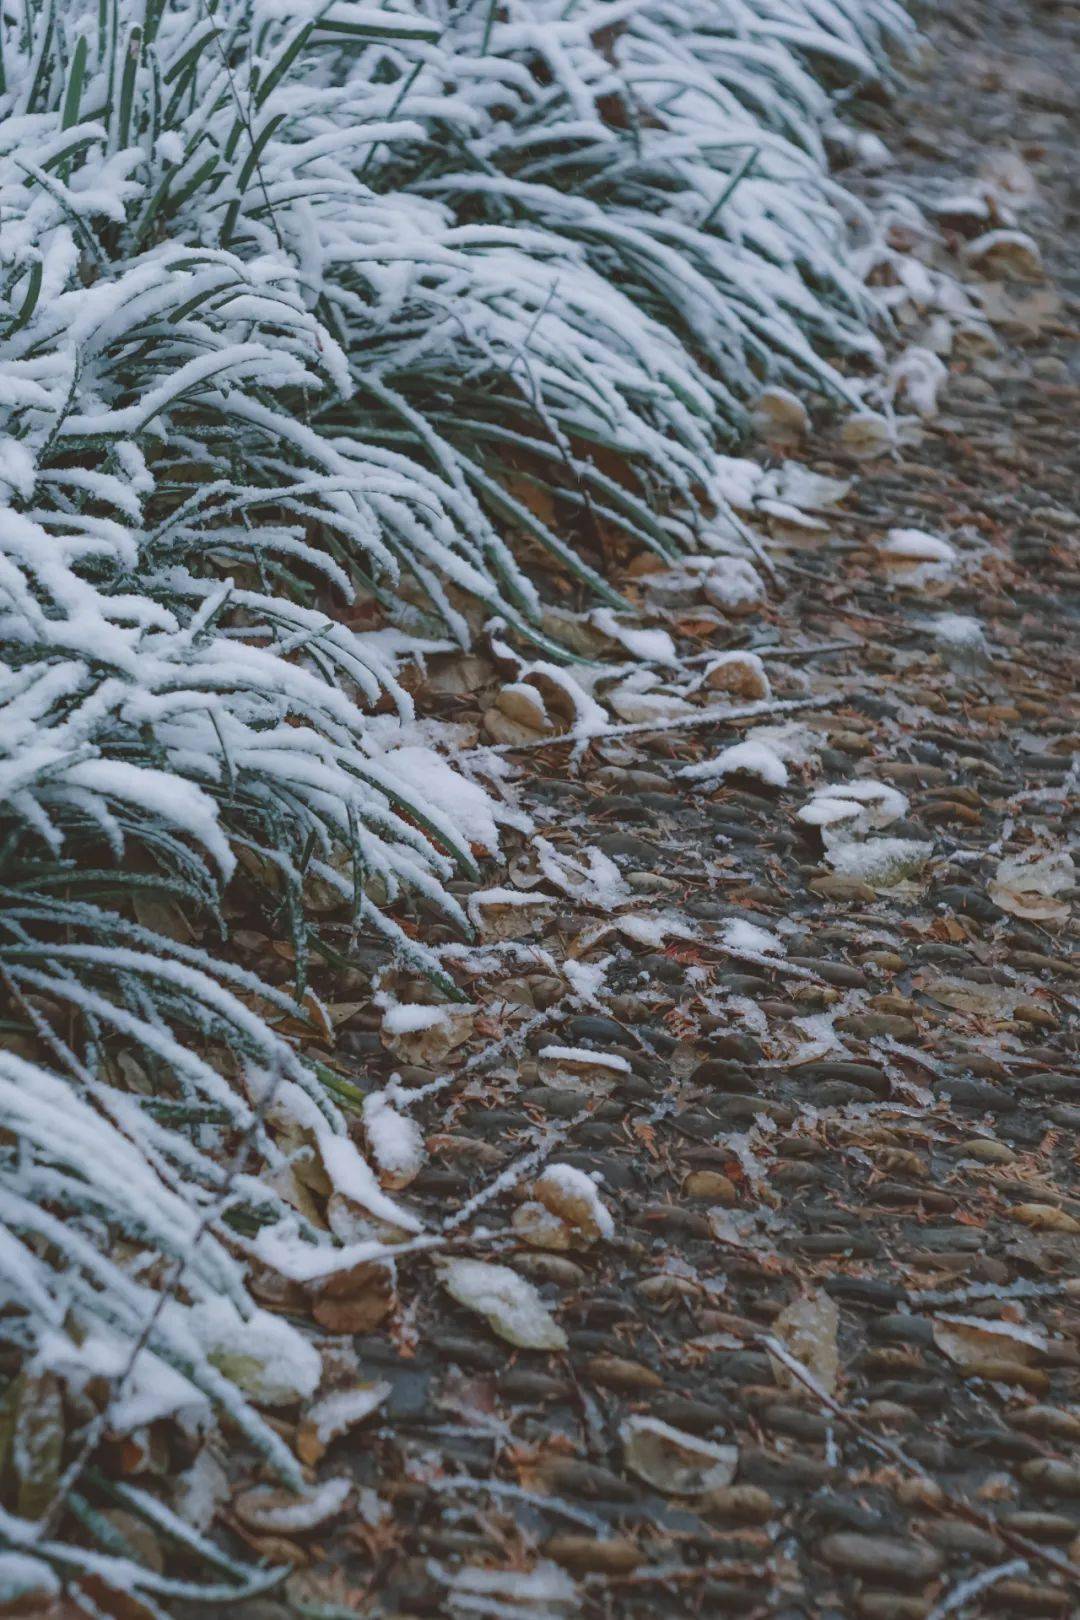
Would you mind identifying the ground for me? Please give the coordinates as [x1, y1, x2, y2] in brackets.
[244, 4, 1079, 1617]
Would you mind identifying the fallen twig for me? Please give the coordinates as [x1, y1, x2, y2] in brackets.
[467, 693, 833, 758]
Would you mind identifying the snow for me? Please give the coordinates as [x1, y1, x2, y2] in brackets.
[681, 739, 789, 788]
[799, 779, 908, 829]
[826, 837, 933, 885]
[306, 1383, 391, 1445]
[0, 1554, 60, 1604]
[382, 1004, 448, 1036]
[384, 745, 505, 856]
[563, 957, 611, 1004]
[721, 919, 786, 959]
[440, 1259, 567, 1351]
[536, 1163, 614, 1239]
[238, 1475, 352, 1533]
[591, 608, 678, 666]
[930, 613, 985, 647]
[882, 528, 957, 563]
[190, 1299, 322, 1407]
[538, 1046, 630, 1073]
[444, 1560, 577, 1607]
[702, 557, 767, 613]
[363, 1091, 426, 1182]
[532, 838, 630, 910]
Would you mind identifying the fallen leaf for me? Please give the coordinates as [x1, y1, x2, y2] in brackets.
[768, 1290, 840, 1397]
[440, 1259, 567, 1351]
[621, 1415, 738, 1495]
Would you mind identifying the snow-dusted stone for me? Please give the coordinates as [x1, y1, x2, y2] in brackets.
[534, 1163, 613, 1242]
[879, 527, 957, 585]
[798, 780, 908, 834]
[702, 652, 771, 701]
[881, 528, 956, 564]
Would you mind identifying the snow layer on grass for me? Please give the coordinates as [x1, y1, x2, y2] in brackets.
[384, 745, 505, 856]
[190, 1298, 322, 1407]
[0, 1554, 60, 1606]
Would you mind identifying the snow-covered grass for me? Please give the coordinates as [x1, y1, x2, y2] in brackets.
[0, 0, 913, 1601]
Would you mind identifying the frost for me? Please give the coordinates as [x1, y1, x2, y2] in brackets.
[440, 1260, 567, 1351]
[826, 837, 933, 886]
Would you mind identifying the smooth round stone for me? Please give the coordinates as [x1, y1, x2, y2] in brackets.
[819, 1532, 943, 1583]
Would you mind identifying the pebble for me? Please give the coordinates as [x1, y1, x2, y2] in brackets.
[1019, 1459, 1080, 1498]
[544, 1534, 641, 1574]
[683, 1170, 737, 1203]
[584, 1355, 663, 1393]
[983, 1582, 1071, 1615]
[855, 1598, 930, 1620]
[921, 1518, 1000, 1557]
[699, 1484, 775, 1524]
[819, 1533, 943, 1583]
[998, 1510, 1078, 1543]
[739, 1448, 837, 1490]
